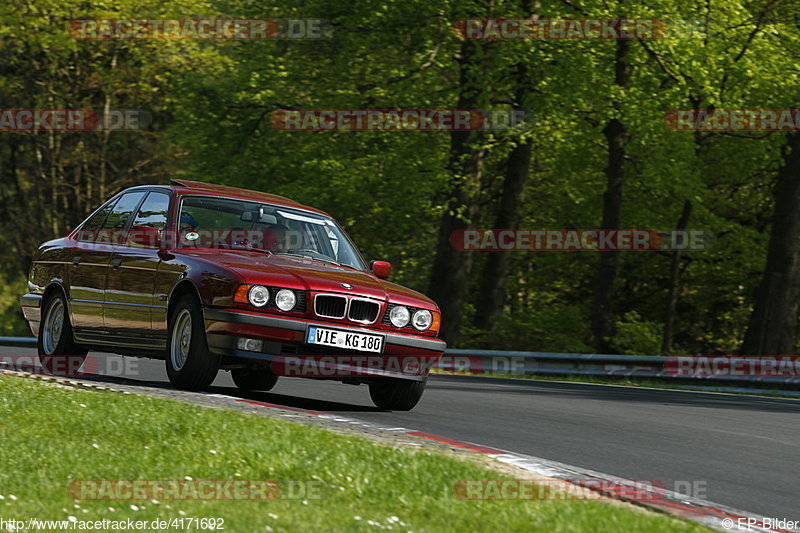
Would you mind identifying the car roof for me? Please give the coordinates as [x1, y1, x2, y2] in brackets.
[143, 179, 330, 216]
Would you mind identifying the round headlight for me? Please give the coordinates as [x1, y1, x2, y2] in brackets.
[248, 285, 270, 307]
[275, 289, 297, 311]
[389, 305, 410, 328]
[412, 309, 433, 331]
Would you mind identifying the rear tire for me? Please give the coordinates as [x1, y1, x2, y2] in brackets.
[369, 378, 427, 411]
[231, 368, 278, 391]
[37, 291, 87, 375]
[166, 295, 220, 390]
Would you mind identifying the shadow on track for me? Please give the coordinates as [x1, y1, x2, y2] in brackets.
[212, 386, 384, 413]
[1, 363, 383, 414]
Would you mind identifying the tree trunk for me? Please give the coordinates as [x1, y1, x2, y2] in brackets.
[428, 39, 486, 345]
[591, 32, 631, 353]
[473, 139, 532, 332]
[661, 199, 692, 354]
[472, 1, 537, 335]
[741, 132, 800, 355]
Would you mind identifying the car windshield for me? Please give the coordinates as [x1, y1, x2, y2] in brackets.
[178, 195, 367, 271]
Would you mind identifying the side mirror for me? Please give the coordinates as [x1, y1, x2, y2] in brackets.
[128, 225, 162, 248]
[371, 260, 392, 280]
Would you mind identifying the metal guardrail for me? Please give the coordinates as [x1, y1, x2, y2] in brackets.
[438, 349, 800, 389]
[0, 337, 37, 347]
[1, 337, 797, 390]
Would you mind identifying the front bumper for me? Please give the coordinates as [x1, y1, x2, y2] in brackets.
[204, 308, 446, 381]
[20, 293, 43, 337]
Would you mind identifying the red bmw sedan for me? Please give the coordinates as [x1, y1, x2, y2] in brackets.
[20, 180, 445, 410]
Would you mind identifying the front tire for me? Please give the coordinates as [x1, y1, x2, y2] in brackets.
[37, 291, 87, 375]
[231, 368, 278, 391]
[166, 295, 220, 390]
[369, 378, 427, 411]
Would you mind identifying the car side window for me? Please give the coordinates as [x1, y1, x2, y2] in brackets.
[97, 192, 147, 244]
[132, 192, 170, 230]
[77, 198, 119, 242]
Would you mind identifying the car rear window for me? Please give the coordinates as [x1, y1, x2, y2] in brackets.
[95, 192, 147, 244]
[78, 198, 119, 240]
[132, 191, 171, 230]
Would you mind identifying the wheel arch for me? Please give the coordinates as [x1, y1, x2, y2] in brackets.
[164, 278, 221, 390]
[42, 282, 70, 318]
[39, 282, 85, 355]
[42, 282, 67, 302]
[167, 280, 203, 323]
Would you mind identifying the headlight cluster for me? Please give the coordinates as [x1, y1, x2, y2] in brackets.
[248, 285, 270, 307]
[412, 309, 433, 331]
[389, 305, 410, 328]
[243, 285, 298, 312]
[388, 305, 434, 331]
[275, 288, 297, 311]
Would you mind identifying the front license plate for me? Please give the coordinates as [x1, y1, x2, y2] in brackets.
[307, 326, 384, 353]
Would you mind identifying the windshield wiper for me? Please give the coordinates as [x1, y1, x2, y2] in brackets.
[240, 244, 273, 255]
[280, 252, 333, 262]
[278, 252, 344, 267]
[278, 252, 364, 272]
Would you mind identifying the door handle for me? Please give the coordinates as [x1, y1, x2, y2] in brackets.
[72, 256, 81, 267]
[110, 258, 123, 270]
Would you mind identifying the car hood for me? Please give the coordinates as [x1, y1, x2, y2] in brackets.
[178, 250, 436, 309]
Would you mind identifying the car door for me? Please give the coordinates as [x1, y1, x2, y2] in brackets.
[68, 197, 119, 337]
[104, 190, 171, 347]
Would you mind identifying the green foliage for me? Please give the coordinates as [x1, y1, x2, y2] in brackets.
[2, 0, 800, 353]
[0, 275, 28, 336]
[610, 311, 663, 356]
[492, 302, 593, 354]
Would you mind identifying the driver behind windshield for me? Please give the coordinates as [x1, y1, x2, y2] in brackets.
[265, 224, 290, 253]
[180, 212, 199, 232]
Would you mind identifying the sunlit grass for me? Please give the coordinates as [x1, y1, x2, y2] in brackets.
[0, 375, 709, 532]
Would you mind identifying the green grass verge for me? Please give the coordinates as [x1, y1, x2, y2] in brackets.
[0, 375, 708, 532]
